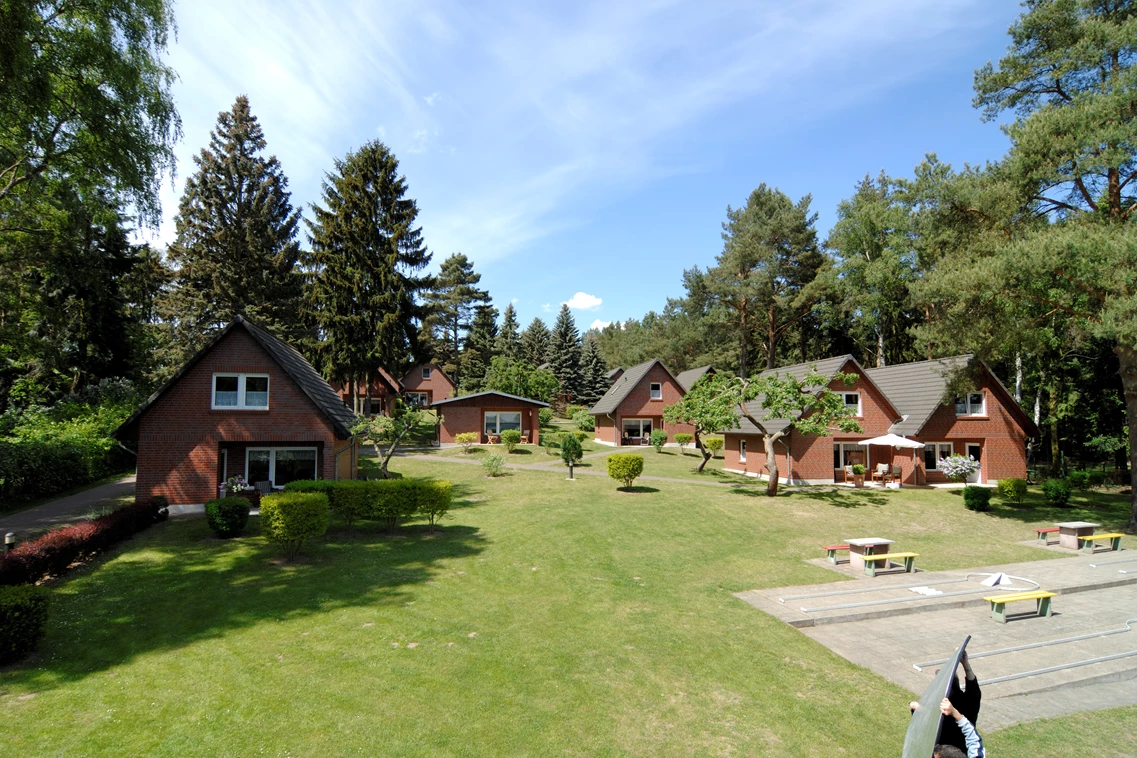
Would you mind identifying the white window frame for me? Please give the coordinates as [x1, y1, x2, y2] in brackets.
[407, 391, 429, 407]
[622, 418, 653, 438]
[422, 367, 432, 380]
[484, 411, 522, 434]
[245, 446, 318, 486]
[212, 373, 270, 410]
[833, 442, 867, 469]
[954, 392, 986, 417]
[649, 382, 662, 400]
[842, 392, 862, 417]
[923, 442, 954, 471]
[739, 439, 747, 463]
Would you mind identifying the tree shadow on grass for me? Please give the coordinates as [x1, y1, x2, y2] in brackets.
[729, 486, 888, 507]
[506, 448, 534, 456]
[617, 486, 660, 494]
[978, 492, 1132, 532]
[6, 518, 487, 691]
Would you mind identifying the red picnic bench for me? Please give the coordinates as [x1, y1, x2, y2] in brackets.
[1035, 527, 1059, 545]
[822, 544, 850, 564]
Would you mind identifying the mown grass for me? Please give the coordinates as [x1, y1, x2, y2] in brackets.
[0, 458, 1132, 755]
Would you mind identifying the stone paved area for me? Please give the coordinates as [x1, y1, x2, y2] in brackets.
[736, 552, 1137, 729]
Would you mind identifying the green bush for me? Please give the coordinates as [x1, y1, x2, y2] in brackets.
[285, 478, 455, 531]
[482, 453, 506, 477]
[538, 408, 554, 427]
[650, 429, 668, 452]
[851, 464, 866, 476]
[500, 429, 522, 452]
[996, 478, 1027, 503]
[1087, 470, 1107, 488]
[0, 585, 49, 664]
[560, 433, 583, 467]
[1067, 470, 1091, 492]
[260, 492, 330, 559]
[573, 410, 595, 432]
[704, 436, 724, 458]
[674, 433, 693, 454]
[572, 431, 589, 443]
[283, 480, 336, 494]
[565, 405, 585, 419]
[543, 436, 558, 455]
[455, 432, 479, 452]
[607, 454, 644, 488]
[417, 480, 453, 530]
[205, 497, 251, 537]
[324, 480, 374, 528]
[962, 486, 992, 512]
[1042, 478, 1072, 507]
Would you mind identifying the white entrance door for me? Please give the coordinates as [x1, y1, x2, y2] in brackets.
[966, 443, 982, 483]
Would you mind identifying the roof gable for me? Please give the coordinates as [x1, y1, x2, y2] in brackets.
[431, 390, 549, 407]
[588, 359, 683, 415]
[404, 363, 454, 387]
[675, 365, 715, 392]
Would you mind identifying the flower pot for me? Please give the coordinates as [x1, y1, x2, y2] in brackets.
[853, 475, 865, 488]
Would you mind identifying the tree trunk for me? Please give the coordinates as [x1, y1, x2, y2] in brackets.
[1048, 385, 1060, 475]
[876, 328, 886, 368]
[379, 432, 406, 480]
[694, 428, 712, 473]
[766, 306, 777, 370]
[1114, 345, 1137, 531]
[739, 300, 749, 378]
[763, 432, 783, 497]
[1014, 354, 1023, 404]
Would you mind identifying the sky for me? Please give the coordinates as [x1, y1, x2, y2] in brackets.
[151, 0, 1024, 332]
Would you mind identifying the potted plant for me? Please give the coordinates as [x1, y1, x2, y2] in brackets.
[851, 464, 866, 488]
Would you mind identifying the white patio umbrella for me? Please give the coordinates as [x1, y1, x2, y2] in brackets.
[861, 434, 925, 485]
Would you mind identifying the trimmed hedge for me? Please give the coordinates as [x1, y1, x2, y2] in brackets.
[608, 454, 644, 488]
[324, 480, 374, 528]
[674, 433, 693, 453]
[282, 479, 454, 530]
[1042, 478, 1072, 507]
[205, 497, 251, 537]
[260, 492, 330, 559]
[500, 429, 522, 452]
[0, 585, 49, 664]
[962, 486, 992, 512]
[704, 436, 724, 457]
[0, 501, 163, 586]
[455, 432, 479, 451]
[996, 478, 1027, 503]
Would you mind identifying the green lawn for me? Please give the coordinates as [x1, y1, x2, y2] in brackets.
[1, 458, 1132, 755]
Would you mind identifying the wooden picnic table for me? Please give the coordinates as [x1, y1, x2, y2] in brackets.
[843, 537, 894, 572]
[1055, 521, 1099, 550]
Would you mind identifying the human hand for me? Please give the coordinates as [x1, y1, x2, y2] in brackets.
[909, 701, 920, 713]
[940, 698, 959, 720]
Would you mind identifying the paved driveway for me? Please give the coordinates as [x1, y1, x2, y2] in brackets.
[0, 474, 136, 537]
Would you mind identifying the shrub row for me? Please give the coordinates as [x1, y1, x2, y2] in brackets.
[261, 492, 330, 560]
[0, 500, 166, 586]
[284, 478, 453, 530]
[0, 585, 49, 664]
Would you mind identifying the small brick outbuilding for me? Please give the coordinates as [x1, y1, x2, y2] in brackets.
[114, 317, 359, 505]
[432, 391, 548, 445]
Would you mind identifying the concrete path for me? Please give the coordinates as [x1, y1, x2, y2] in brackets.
[0, 474, 136, 537]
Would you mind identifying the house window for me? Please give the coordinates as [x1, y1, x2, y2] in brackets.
[246, 447, 317, 487]
[422, 367, 432, 380]
[833, 442, 867, 468]
[622, 418, 652, 440]
[213, 374, 269, 410]
[406, 391, 429, 407]
[954, 392, 985, 416]
[484, 411, 522, 435]
[923, 442, 954, 471]
[843, 392, 861, 416]
[649, 382, 662, 400]
[739, 439, 747, 463]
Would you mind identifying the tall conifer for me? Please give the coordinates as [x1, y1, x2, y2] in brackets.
[495, 303, 521, 359]
[423, 253, 489, 383]
[520, 317, 551, 367]
[459, 304, 498, 392]
[548, 304, 582, 400]
[579, 335, 610, 406]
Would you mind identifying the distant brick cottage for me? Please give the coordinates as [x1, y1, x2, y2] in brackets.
[588, 359, 696, 446]
[401, 363, 455, 407]
[433, 391, 548, 445]
[114, 317, 359, 505]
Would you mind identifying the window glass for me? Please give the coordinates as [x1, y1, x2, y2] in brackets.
[245, 376, 269, 407]
[422, 367, 432, 379]
[740, 439, 747, 461]
[248, 450, 271, 483]
[622, 419, 651, 437]
[274, 449, 317, 485]
[214, 376, 239, 406]
[834, 443, 842, 468]
[938, 444, 952, 462]
[484, 412, 499, 434]
[650, 383, 662, 400]
[498, 412, 522, 431]
[969, 393, 984, 414]
[954, 397, 967, 415]
[844, 393, 860, 414]
[924, 444, 937, 470]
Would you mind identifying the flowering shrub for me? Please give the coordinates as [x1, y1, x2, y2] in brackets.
[939, 455, 980, 482]
[224, 475, 248, 494]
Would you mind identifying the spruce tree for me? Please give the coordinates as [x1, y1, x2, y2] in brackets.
[162, 96, 303, 359]
[579, 335, 610, 406]
[459, 305, 498, 393]
[424, 253, 489, 384]
[548, 304, 582, 400]
[495, 303, 521, 359]
[520, 317, 551, 367]
[304, 140, 431, 394]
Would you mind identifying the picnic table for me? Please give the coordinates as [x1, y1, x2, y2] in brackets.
[844, 537, 894, 572]
[1055, 521, 1099, 550]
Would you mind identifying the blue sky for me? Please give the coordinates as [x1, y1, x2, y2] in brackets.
[152, 0, 1023, 331]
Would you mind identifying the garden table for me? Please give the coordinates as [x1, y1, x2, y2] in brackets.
[843, 537, 894, 572]
[1055, 521, 1099, 550]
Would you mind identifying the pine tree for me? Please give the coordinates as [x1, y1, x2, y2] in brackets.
[579, 335, 610, 406]
[459, 305, 498, 392]
[495, 303, 521, 359]
[548, 304, 582, 400]
[161, 96, 303, 360]
[424, 253, 489, 384]
[304, 140, 431, 395]
[520, 317, 551, 367]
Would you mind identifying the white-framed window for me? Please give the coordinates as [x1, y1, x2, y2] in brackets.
[484, 411, 522, 435]
[406, 391, 429, 407]
[622, 418, 653, 439]
[649, 382, 662, 400]
[923, 442, 954, 471]
[739, 439, 747, 463]
[832, 442, 867, 468]
[422, 367, 432, 380]
[246, 447, 317, 487]
[954, 392, 985, 416]
[212, 373, 269, 410]
[842, 392, 861, 416]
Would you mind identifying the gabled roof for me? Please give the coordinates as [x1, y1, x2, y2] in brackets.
[404, 363, 454, 386]
[675, 365, 715, 391]
[430, 390, 549, 408]
[605, 367, 623, 380]
[867, 355, 1039, 437]
[113, 316, 358, 441]
[588, 358, 682, 415]
[377, 367, 403, 393]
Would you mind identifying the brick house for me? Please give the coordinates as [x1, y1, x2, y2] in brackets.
[114, 317, 359, 505]
[433, 391, 548, 445]
[330, 367, 403, 415]
[588, 359, 695, 446]
[721, 355, 1038, 485]
[401, 363, 455, 407]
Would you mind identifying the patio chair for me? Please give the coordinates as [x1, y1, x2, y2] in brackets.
[871, 463, 889, 483]
[254, 480, 273, 495]
[843, 465, 854, 482]
[889, 464, 902, 483]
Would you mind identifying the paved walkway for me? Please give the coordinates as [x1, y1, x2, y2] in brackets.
[0, 474, 136, 537]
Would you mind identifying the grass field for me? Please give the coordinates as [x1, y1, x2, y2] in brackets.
[1, 457, 1133, 755]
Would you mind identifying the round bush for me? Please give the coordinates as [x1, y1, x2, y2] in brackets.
[499, 429, 522, 452]
[205, 497, 251, 537]
[996, 478, 1027, 503]
[704, 436, 724, 457]
[455, 432, 479, 451]
[538, 408, 554, 427]
[260, 492, 330, 559]
[0, 585, 48, 664]
[1087, 470, 1107, 488]
[573, 410, 595, 432]
[607, 454, 645, 488]
[962, 486, 992, 512]
[560, 433, 583, 466]
[1042, 478, 1072, 507]
[1067, 471, 1091, 492]
[565, 405, 585, 419]
[674, 433, 693, 452]
[650, 429, 669, 452]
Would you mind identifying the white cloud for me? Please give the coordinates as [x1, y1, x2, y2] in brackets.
[564, 292, 602, 310]
[589, 319, 611, 330]
[424, 92, 441, 106]
[510, 297, 519, 304]
[541, 303, 553, 313]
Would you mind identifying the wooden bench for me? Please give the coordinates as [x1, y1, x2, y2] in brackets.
[1078, 532, 1124, 553]
[1035, 526, 1060, 544]
[982, 590, 1057, 623]
[822, 544, 850, 564]
[861, 552, 919, 577]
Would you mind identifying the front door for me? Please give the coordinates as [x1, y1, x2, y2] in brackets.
[966, 443, 982, 483]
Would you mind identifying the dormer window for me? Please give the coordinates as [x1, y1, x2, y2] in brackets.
[422, 367, 432, 380]
[843, 392, 861, 416]
[649, 382, 662, 400]
[954, 392, 985, 416]
[213, 374, 269, 410]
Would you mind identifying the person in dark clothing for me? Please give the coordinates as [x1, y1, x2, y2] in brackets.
[909, 650, 983, 753]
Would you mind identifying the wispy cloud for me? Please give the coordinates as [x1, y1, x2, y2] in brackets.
[564, 292, 602, 310]
[589, 319, 611, 331]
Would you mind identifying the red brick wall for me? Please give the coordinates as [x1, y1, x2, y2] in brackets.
[437, 396, 543, 444]
[135, 328, 343, 505]
[402, 364, 455, 403]
[612, 364, 694, 444]
[594, 415, 617, 445]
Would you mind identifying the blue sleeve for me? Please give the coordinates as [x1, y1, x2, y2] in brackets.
[955, 715, 985, 757]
